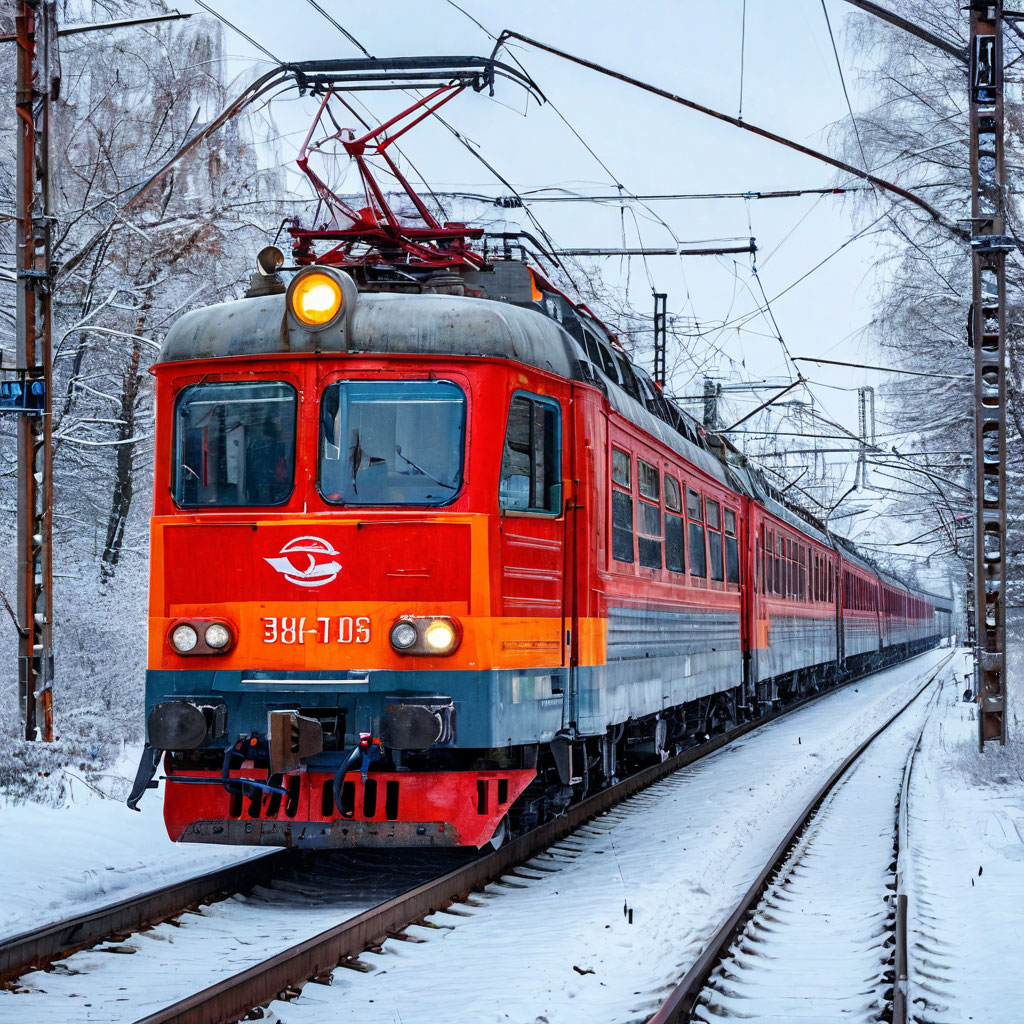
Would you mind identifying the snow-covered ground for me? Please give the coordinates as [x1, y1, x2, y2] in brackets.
[260, 651, 953, 1024]
[0, 748, 260, 941]
[907, 651, 1024, 1023]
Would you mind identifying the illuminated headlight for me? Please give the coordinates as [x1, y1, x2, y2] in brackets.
[390, 621, 418, 651]
[388, 616, 461, 656]
[171, 624, 198, 653]
[289, 271, 343, 326]
[424, 619, 457, 654]
[204, 623, 232, 650]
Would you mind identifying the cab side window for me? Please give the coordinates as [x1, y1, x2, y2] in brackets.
[499, 393, 561, 513]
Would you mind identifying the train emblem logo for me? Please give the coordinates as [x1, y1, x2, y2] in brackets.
[264, 536, 342, 588]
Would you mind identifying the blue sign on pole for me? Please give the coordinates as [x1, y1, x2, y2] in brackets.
[0, 379, 45, 414]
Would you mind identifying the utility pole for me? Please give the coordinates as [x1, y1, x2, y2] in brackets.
[13, 0, 57, 741]
[652, 291, 667, 387]
[968, 0, 1012, 746]
[856, 385, 875, 488]
[6, 5, 192, 741]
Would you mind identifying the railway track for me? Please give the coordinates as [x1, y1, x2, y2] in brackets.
[646, 649, 954, 1024]
[0, 853, 282, 985]
[1, 649, 948, 1024]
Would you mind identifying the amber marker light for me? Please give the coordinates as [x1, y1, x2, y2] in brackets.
[289, 270, 343, 327]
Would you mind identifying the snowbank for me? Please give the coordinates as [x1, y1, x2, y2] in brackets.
[0, 746, 260, 941]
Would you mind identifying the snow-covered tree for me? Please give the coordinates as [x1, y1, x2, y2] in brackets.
[0, 1, 284, 783]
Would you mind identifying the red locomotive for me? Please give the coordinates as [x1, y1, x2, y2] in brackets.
[127, 73, 951, 848]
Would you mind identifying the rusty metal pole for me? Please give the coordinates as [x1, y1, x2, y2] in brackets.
[968, 1, 1010, 746]
[14, 0, 56, 741]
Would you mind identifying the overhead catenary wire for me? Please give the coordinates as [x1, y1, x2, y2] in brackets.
[193, 0, 280, 64]
[793, 356, 969, 380]
[472, 187, 862, 204]
[821, 0, 868, 166]
[490, 30, 964, 236]
[300, 0, 374, 59]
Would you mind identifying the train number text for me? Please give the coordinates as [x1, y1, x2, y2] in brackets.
[261, 616, 371, 645]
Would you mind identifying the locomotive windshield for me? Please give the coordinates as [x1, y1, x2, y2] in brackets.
[172, 381, 297, 507]
[319, 380, 465, 506]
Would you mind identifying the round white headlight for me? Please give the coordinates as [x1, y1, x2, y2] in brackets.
[390, 621, 418, 650]
[171, 624, 198, 653]
[204, 623, 232, 650]
[424, 619, 456, 653]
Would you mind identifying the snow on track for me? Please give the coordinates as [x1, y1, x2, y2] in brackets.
[263, 650, 952, 1024]
[693, 678, 939, 1023]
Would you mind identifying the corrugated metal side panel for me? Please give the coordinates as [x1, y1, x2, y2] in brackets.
[756, 615, 837, 681]
[843, 616, 880, 656]
[606, 605, 740, 661]
[574, 606, 742, 734]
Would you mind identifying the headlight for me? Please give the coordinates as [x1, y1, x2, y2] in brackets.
[390, 621, 418, 650]
[204, 623, 232, 649]
[168, 619, 236, 656]
[389, 616, 461, 656]
[424, 619, 457, 654]
[171, 624, 198, 653]
[289, 271, 343, 326]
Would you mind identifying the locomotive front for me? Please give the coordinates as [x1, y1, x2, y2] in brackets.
[130, 265, 575, 848]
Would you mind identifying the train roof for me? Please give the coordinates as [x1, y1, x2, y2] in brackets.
[160, 289, 582, 367]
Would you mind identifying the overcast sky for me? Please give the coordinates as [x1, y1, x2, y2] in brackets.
[176, 0, 958, 578]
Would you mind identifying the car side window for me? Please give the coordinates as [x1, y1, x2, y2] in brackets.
[687, 488, 706, 578]
[664, 474, 685, 574]
[611, 447, 634, 563]
[636, 459, 662, 568]
[724, 507, 740, 584]
[706, 498, 724, 581]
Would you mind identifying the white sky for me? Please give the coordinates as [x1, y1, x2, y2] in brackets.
[177, 0, 963, 582]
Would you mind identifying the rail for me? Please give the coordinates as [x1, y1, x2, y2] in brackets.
[645, 648, 955, 1024]
[892, 667, 940, 1024]
[0, 852, 283, 984]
